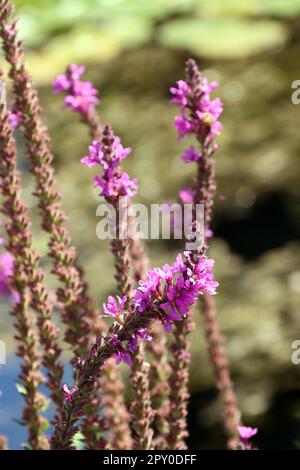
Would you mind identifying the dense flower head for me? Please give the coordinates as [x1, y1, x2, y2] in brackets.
[53, 63, 100, 114]
[237, 426, 258, 442]
[101, 250, 218, 364]
[81, 137, 131, 170]
[170, 59, 223, 145]
[134, 253, 218, 332]
[81, 129, 137, 201]
[94, 172, 138, 199]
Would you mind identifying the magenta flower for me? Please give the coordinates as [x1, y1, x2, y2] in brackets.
[103, 295, 127, 318]
[53, 64, 99, 114]
[170, 80, 191, 107]
[134, 253, 218, 332]
[106, 251, 218, 363]
[81, 140, 104, 168]
[82, 137, 131, 170]
[8, 110, 21, 130]
[0, 252, 18, 301]
[128, 328, 152, 354]
[64, 80, 99, 113]
[67, 63, 85, 81]
[170, 74, 223, 143]
[62, 384, 79, 403]
[113, 350, 133, 366]
[94, 172, 137, 199]
[179, 187, 193, 204]
[174, 115, 193, 140]
[237, 426, 258, 442]
[53, 74, 70, 93]
[83, 133, 137, 201]
[205, 226, 214, 239]
[109, 327, 151, 365]
[181, 145, 202, 164]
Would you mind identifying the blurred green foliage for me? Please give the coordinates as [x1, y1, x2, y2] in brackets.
[7, 0, 300, 82]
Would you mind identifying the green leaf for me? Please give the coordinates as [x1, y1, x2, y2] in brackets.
[259, 0, 300, 18]
[12, 418, 27, 426]
[22, 442, 33, 450]
[15, 382, 27, 396]
[72, 431, 85, 450]
[39, 420, 50, 433]
[159, 18, 288, 59]
[40, 399, 50, 413]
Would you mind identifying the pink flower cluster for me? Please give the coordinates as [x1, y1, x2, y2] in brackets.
[170, 77, 223, 157]
[135, 253, 218, 332]
[102, 251, 218, 365]
[81, 136, 137, 200]
[108, 328, 152, 366]
[53, 64, 99, 114]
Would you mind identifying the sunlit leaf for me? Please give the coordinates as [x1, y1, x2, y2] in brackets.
[259, 0, 300, 18]
[159, 18, 288, 59]
[15, 382, 27, 396]
[72, 431, 85, 450]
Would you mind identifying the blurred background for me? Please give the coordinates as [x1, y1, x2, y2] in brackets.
[1, 0, 300, 449]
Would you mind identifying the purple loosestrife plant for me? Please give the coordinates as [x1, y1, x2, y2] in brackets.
[82, 124, 154, 449]
[53, 64, 101, 139]
[54, 70, 131, 450]
[146, 322, 171, 449]
[53, 64, 150, 288]
[170, 59, 243, 449]
[50, 244, 218, 449]
[0, 90, 65, 431]
[0, 0, 102, 361]
[0, 4, 110, 450]
[0, 2, 259, 451]
[0, 99, 50, 449]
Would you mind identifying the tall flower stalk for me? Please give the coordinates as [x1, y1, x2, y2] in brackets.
[0, 95, 50, 449]
[146, 322, 171, 449]
[53, 63, 134, 449]
[82, 124, 153, 449]
[0, 4, 111, 450]
[0, 92, 64, 413]
[167, 317, 194, 449]
[51, 244, 218, 449]
[54, 66, 171, 449]
[0, 0, 100, 359]
[170, 58, 242, 448]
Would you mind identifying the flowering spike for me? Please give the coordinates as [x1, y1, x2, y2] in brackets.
[50, 244, 217, 449]
[171, 59, 242, 449]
